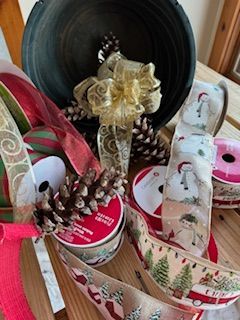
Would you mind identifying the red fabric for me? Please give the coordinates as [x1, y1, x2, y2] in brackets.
[0, 223, 40, 320]
[208, 233, 218, 263]
[0, 73, 101, 176]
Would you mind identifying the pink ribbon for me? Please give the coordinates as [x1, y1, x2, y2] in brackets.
[0, 223, 40, 320]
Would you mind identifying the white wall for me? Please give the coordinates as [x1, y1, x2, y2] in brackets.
[18, 0, 36, 23]
[178, 0, 224, 63]
[19, 0, 224, 64]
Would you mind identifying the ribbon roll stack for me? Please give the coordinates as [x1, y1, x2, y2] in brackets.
[54, 194, 125, 267]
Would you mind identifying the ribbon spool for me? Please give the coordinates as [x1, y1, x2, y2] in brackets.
[54, 194, 125, 267]
[132, 165, 167, 235]
[213, 138, 240, 208]
[0, 72, 100, 176]
[0, 148, 66, 223]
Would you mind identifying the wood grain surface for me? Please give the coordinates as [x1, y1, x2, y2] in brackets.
[208, 0, 240, 73]
[0, 0, 24, 67]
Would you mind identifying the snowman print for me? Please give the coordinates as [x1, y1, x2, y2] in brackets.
[166, 162, 200, 204]
[182, 92, 210, 131]
[174, 213, 204, 251]
[176, 134, 212, 162]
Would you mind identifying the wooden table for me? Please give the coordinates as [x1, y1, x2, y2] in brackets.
[4, 62, 240, 320]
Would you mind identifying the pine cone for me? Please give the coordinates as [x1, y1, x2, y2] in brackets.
[131, 117, 170, 164]
[34, 168, 128, 235]
[62, 100, 92, 122]
[98, 32, 120, 63]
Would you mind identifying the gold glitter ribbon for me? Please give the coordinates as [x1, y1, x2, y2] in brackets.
[74, 53, 161, 173]
[0, 97, 36, 222]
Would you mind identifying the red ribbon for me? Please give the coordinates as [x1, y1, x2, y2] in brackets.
[0, 224, 40, 320]
[0, 73, 101, 176]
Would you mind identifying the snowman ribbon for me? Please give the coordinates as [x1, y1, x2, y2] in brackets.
[74, 52, 161, 173]
[162, 80, 228, 257]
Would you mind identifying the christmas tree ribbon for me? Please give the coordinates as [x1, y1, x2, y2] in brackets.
[74, 52, 161, 173]
[56, 240, 198, 320]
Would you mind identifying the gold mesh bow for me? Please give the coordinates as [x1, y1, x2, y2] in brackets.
[74, 53, 161, 173]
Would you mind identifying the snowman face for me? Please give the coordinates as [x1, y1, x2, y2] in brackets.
[182, 164, 192, 171]
[180, 219, 194, 230]
[200, 94, 209, 102]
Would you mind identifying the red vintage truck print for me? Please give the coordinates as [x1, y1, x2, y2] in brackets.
[186, 284, 240, 309]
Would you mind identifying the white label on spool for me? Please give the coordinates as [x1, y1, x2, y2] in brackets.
[17, 156, 66, 204]
[133, 166, 166, 216]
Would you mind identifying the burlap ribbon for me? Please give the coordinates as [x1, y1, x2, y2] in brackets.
[74, 53, 161, 173]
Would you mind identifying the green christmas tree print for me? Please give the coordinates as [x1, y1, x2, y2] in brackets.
[214, 276, 229, 291]
[79, 252, 90, 262]
[133, 229, 141, 242]
[232, 280, 240, 292]
[83, 269, 93, 284]
[126, 220, 134, 229]
[149, 308, 161, 319]
[100, 282, 110, 299]
[125, 306, 142, 320]
[145, 248, 154, 270]
[172, 264, 193, 297]
[111, 288, 124, 305]
[214, 277, 240, 292]
[151, 255, 170, 288]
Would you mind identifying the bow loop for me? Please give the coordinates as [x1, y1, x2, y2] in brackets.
[74, 52, 161, 173]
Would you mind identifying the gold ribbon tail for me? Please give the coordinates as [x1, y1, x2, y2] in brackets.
[97, 123, 133, 174]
